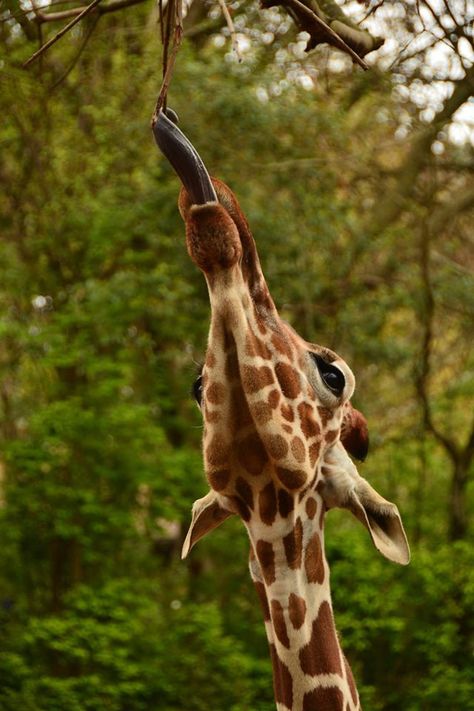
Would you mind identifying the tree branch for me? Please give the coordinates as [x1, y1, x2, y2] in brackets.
[23, 0, 103, 67]
[415, 221, 460, 463]
[33, 0, 147, 22]
[260, 0, 383, 69]
[216, 0, 242, 62]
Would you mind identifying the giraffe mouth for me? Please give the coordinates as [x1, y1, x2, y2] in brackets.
[153, 110, 217, 205]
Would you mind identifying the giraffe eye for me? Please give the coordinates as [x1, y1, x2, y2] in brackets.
[310, 353, 345, 396]
[192, 374, 203, 407]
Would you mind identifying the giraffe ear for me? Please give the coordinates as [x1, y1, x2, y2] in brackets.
[181, 491, 234, 559]
[345, 478, 410, 566]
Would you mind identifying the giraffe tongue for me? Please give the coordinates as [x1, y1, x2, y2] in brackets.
[152, 110, 217, 205]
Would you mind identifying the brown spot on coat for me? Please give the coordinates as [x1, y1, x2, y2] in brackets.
[206, 351, 216, 368]
[282, 424, 293, 434]
[317, 406, 333, 427]
[205, 434, 229, 467]
[231, 496, 251, 522]
[305, 531, 325, 584]
[302, 687, 344, 711]
[246, 329, 272, 359]
[275, 362, 301, 399]
[281, 403, 295, 422]
[238, 433, 267, 475]
[208, 469, 231, 491]
[223, 328, 235, 352]
[291, 436, 306, 463]
[278, 488, 294, 518]
[225, 351, 240, 381]
[269, 644, 293, 710]
[288, 593, 306, 630]
[305, 497, 317, 519]
[271, 599, 290, 649]
[259, 482, 277, 526]
[309, 442, 321, 467]
[283, 518, 303, 569]
[319, 504, 326, 529]
[204, 406, 220, 423]
[276, 467, 306, 490]
[271, 332, 293, 359]
[326, 429, 339, 443]
[242, 365, 274, 393]
[256, 540, 276, 585]
[252, 401, 272, 424]
[254, 581, 270, 621]
[344, 656, 359, 706]
[266, 434, 289, 460]
[206, 382, 226, 405]
[235, 476, 254, 510]
[298, 402, 321, 438]
[256, 318, 267, 335]
[267, 389, 281, 409]
[299, 601, 342, 677]
[231, 386, 253, 430]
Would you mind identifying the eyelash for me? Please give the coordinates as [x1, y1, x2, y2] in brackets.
[192, 370, 203, 407]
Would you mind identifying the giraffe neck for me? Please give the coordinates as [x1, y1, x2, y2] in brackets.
[248, 495, 360, 711]
[200, 258, 359, 709]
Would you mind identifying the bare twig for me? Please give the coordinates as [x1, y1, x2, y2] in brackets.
[158, 0, 164, 44]
[152, 0, 183, 122]
[388, 33, 437, 69]
[361, 0, 384, 22]
[441, 0, 463, 33]
[419, 0, 457, 52]
[23, 0, 103, 67]
[216, 0, 242, 62]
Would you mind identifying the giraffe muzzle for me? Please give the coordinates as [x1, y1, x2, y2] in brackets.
[152, 109, 217, 205]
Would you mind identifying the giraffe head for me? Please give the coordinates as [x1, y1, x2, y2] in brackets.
[154, 111, 409, 567]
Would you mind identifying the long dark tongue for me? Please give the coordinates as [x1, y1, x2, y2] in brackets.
[152, 110, 217, 205]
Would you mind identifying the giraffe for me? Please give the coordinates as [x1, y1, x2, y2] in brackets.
[153, 110, 410, 711]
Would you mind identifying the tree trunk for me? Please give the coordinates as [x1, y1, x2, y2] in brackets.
[449, 458, 469, 541]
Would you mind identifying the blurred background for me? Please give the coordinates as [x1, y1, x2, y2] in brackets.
[0, 1, 473, 709]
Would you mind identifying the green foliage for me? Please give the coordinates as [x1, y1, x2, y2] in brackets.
[0, 581, 273, 711]
[327, 522, 474, 709]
